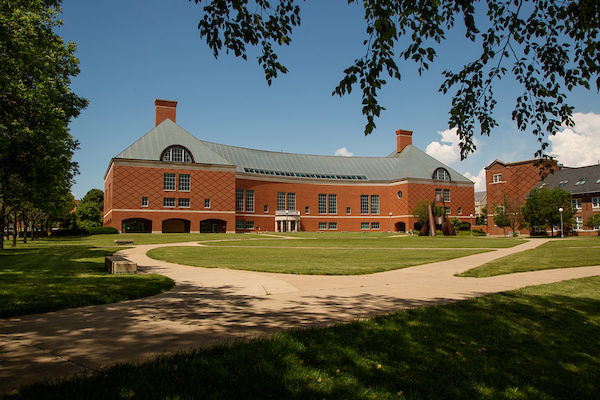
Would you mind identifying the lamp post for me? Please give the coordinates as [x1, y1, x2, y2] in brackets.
[470, 214, 473, 236]
[389, 212, 392, 233]
[559, 207, 564, 238]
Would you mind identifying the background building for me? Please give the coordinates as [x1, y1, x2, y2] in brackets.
[104, 100, 475, 233]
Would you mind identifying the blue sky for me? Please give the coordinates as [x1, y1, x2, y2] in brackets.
[57, 0, 600, 199]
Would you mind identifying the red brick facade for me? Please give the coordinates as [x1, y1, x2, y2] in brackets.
[103, 100, 475, 234]
[485, 159, 556, 236]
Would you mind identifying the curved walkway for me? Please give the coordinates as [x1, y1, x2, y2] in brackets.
[2, 238, 600, 394]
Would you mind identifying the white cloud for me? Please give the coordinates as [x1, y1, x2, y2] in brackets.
[335, 147, 353, 157]
[464, 168, 486, 192]
[549, 112, 600, 167]
[425, 127, 468, 165]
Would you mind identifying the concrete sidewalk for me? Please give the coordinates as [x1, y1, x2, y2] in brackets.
[2, 238, 599, 394]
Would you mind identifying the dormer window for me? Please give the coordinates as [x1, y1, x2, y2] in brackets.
[161, 146, 193, 163]
[433, 168, 450, 181]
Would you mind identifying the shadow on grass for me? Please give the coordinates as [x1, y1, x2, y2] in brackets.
[8, 277, 600, 399]
[0, 245, 174, 318]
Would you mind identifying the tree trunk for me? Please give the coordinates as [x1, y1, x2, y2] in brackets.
[0, 203, 5, 250]
[12, 210, 18, 247]
[23, 215, 28, 244]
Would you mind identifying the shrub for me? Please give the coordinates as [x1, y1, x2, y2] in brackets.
[88, 226, 119, 235]
[50, 228, 90, 237]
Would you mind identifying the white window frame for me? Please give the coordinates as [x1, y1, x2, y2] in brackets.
[204, 198, 211, 209]
[493, 174, 502, 183]
[246, 190, 254, 213]
[361, 195, 369, 214]
[361, 222, 370, 230]
[236, 189, 245, 212]
[178, 198, 190, 208]
[287, 192, 296, 211]
[164, 173, 176, 191]
[141, 196, 148, 207]
[371, 222, 380, 230]
[278, 192, 286, 211]
[163, 197, 175, 208]
[328, 222, 337, 230]
[571, 198, 582, 210]
[328, 194, 337, 214]
[318, 222, 327, 230]
[178, 174, 190, 192]
[370, 195, 379, 215]
[318, 194, 327, 214]
[592, 197, 600, 208]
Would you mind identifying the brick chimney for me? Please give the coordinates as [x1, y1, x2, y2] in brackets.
[396, 129, 413, 153]
[155, 99, 177, 126]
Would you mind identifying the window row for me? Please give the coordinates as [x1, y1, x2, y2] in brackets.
[236, 189, 255, 213]
[141, 197, 210, 209]
[164, 173, 190, 192]
[435, 188, 451, 202]
[236, 220, 254, 230]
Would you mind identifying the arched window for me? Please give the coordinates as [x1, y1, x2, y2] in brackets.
[161, 146, 194, 163]
[433, 168, 450, 181]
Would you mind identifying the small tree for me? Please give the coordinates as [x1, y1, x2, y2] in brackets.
[412, 199, 443, 230]
[523, 187, 575, 236]
[476, 205, 488, 226]
[585, 214, 600, 232]
[493, 205, 511, 236]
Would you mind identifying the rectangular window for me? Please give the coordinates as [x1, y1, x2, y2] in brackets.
[328, 194, 337, 214]
[458, 207, 462, 215]
[171, 147, 183, 162]
[361, 195, 369, 214]
[493, 174, 502, 183]
[178, 198, 190, 208]
[370, 195, 379, 215]
[445, 207, 451, 215]
[164, 173, 176, 191]
[163, 197, 175, 208]
[361, 222, 370, 230]
[346, 207, 351, 214]
[371, 222, 380, 230]
[328, 222, 337, 230]
[435, 188, 442, 197]
[204, 199, 210, 208]
[236, 189, 244, 212]
[264, 204, 269, 213]
[443, 189, 450, 202]
[245, 221, 254, 230]
[319, 194, 327, 214]
[178, 174, 190, 191]
[305, 206, 310, 214]
[592, 197, 600, 208]
[245, 190, 254, 212]
[287, 192, 296, 211]
[576, 216, 583, 230]
[278, 192, 286, 211]
[141, 196, 148, 207]
[571, 198, 582, 209]
[236, 220, 244, 230]
[318, 222, 327, 230]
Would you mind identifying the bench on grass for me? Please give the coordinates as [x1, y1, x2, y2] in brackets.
[114, 239, 134, 245]
[105, 255, 137, 274]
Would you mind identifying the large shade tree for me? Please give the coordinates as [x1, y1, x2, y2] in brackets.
[191, 0, 599, 164]
[522, 187, 574, 235]
[0, 0, 87, 248]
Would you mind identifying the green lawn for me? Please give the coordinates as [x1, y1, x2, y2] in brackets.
[148, 246, 489, 275]
[0, 238, 174, 318]
[12, 276, 600, 399]
[459, 237, 600, 277]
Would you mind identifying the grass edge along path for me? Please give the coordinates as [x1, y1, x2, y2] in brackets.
[0, 240, 175, 318]
[8, 276, 600, 400]
[459, 237, 600, 277]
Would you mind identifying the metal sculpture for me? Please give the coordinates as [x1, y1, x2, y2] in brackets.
[418, 194, 456, 236]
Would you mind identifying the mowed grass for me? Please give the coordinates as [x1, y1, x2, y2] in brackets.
[459, 237, 600, 277]
[0, 238, 174, 318]
[148, 246, 489, 275]
[13, 276, 600, 400]
[203, 233, 525, 248]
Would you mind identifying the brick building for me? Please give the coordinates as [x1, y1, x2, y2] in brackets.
[485, 158, 600, 236]
[103, 100, 475, 233]
[532, 164, 600, 235]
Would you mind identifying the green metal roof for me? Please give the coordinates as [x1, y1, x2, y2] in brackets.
[113, 119, 473, 184]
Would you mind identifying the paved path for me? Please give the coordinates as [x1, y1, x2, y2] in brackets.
[2, 238, 600, 394]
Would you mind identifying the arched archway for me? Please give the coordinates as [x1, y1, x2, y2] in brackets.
[200, 219, 227, 233]
[395, 221, 406, 233]
[162, 219, 190, 233]
[122, 218, 152, 233]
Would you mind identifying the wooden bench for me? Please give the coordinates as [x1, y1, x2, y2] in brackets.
[105, 255, 137, 274]
[114, 239, 134, 245]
